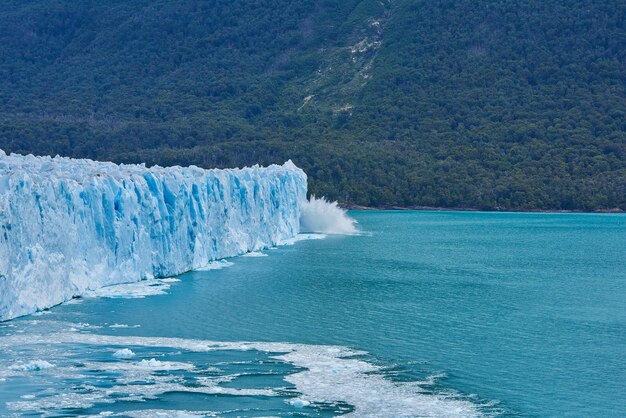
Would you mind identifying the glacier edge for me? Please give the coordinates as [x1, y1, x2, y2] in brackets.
[0, 150, 307, 321]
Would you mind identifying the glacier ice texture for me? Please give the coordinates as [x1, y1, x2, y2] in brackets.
[0, 150, 306, 321]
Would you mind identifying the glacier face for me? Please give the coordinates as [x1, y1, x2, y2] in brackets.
[0, 150, 307, 321]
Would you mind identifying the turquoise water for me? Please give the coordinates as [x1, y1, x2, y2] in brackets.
[1, 211, 625, 417]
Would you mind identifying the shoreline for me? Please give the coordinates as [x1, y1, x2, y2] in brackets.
[345, 205, 625, 214]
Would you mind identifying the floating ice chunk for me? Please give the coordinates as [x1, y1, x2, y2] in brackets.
[160, 278, 181, 283]
[133, 358, 194, 371]
[9, 360, 55, 371]
[85, 279, 173, 299]
[289, 398, 311, 408]
[64, 298, 84, 305]
[109, 323, 140, 329]
[279, 233, 327, 246]
[112, 348, 135, 359]
[194, 260, 234, 271]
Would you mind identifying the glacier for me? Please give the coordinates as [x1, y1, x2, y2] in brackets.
[0, 150, 307, 321]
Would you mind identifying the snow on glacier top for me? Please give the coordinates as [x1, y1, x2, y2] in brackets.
[0, 149, 303, 183]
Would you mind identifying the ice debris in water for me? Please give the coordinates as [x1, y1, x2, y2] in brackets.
[194, 259, 234, 271]
[9, 360, 55, 371]
[112, 348, 135, 359]
[1, 331, 485, 417]
[0, 151, 306, 321]
[289, 398, 311, 408]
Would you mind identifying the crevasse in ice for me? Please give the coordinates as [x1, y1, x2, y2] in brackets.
[0, 150, 306, 321]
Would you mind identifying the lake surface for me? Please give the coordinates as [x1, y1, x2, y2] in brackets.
[1, 211, 624, 417]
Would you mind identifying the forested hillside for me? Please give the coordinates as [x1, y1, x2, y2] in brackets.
[1, 0, 624, 210]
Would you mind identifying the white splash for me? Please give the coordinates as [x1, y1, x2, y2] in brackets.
[299, 196, 358, 235]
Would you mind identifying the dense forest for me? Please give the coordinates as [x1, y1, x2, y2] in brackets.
[0, 0, 624, 210]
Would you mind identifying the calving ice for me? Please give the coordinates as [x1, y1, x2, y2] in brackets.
[0, 150, 308, 321]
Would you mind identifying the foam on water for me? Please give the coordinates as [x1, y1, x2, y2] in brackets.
[278, 348, 481, 417]
[97, 358, 196, 371]
[0, 327, 485, 417]
[96, 410, 218, 417]
[299, 195, 358, 235]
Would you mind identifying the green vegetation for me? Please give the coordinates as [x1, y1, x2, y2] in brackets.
[0, 0, 624, 210]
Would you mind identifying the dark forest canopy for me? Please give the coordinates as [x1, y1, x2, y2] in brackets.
[0, 0, 624, 210]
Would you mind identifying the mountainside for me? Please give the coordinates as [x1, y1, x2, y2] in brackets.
[1, 0, 624, 210]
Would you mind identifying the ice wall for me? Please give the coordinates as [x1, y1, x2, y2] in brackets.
[0, 150, 306, 321]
